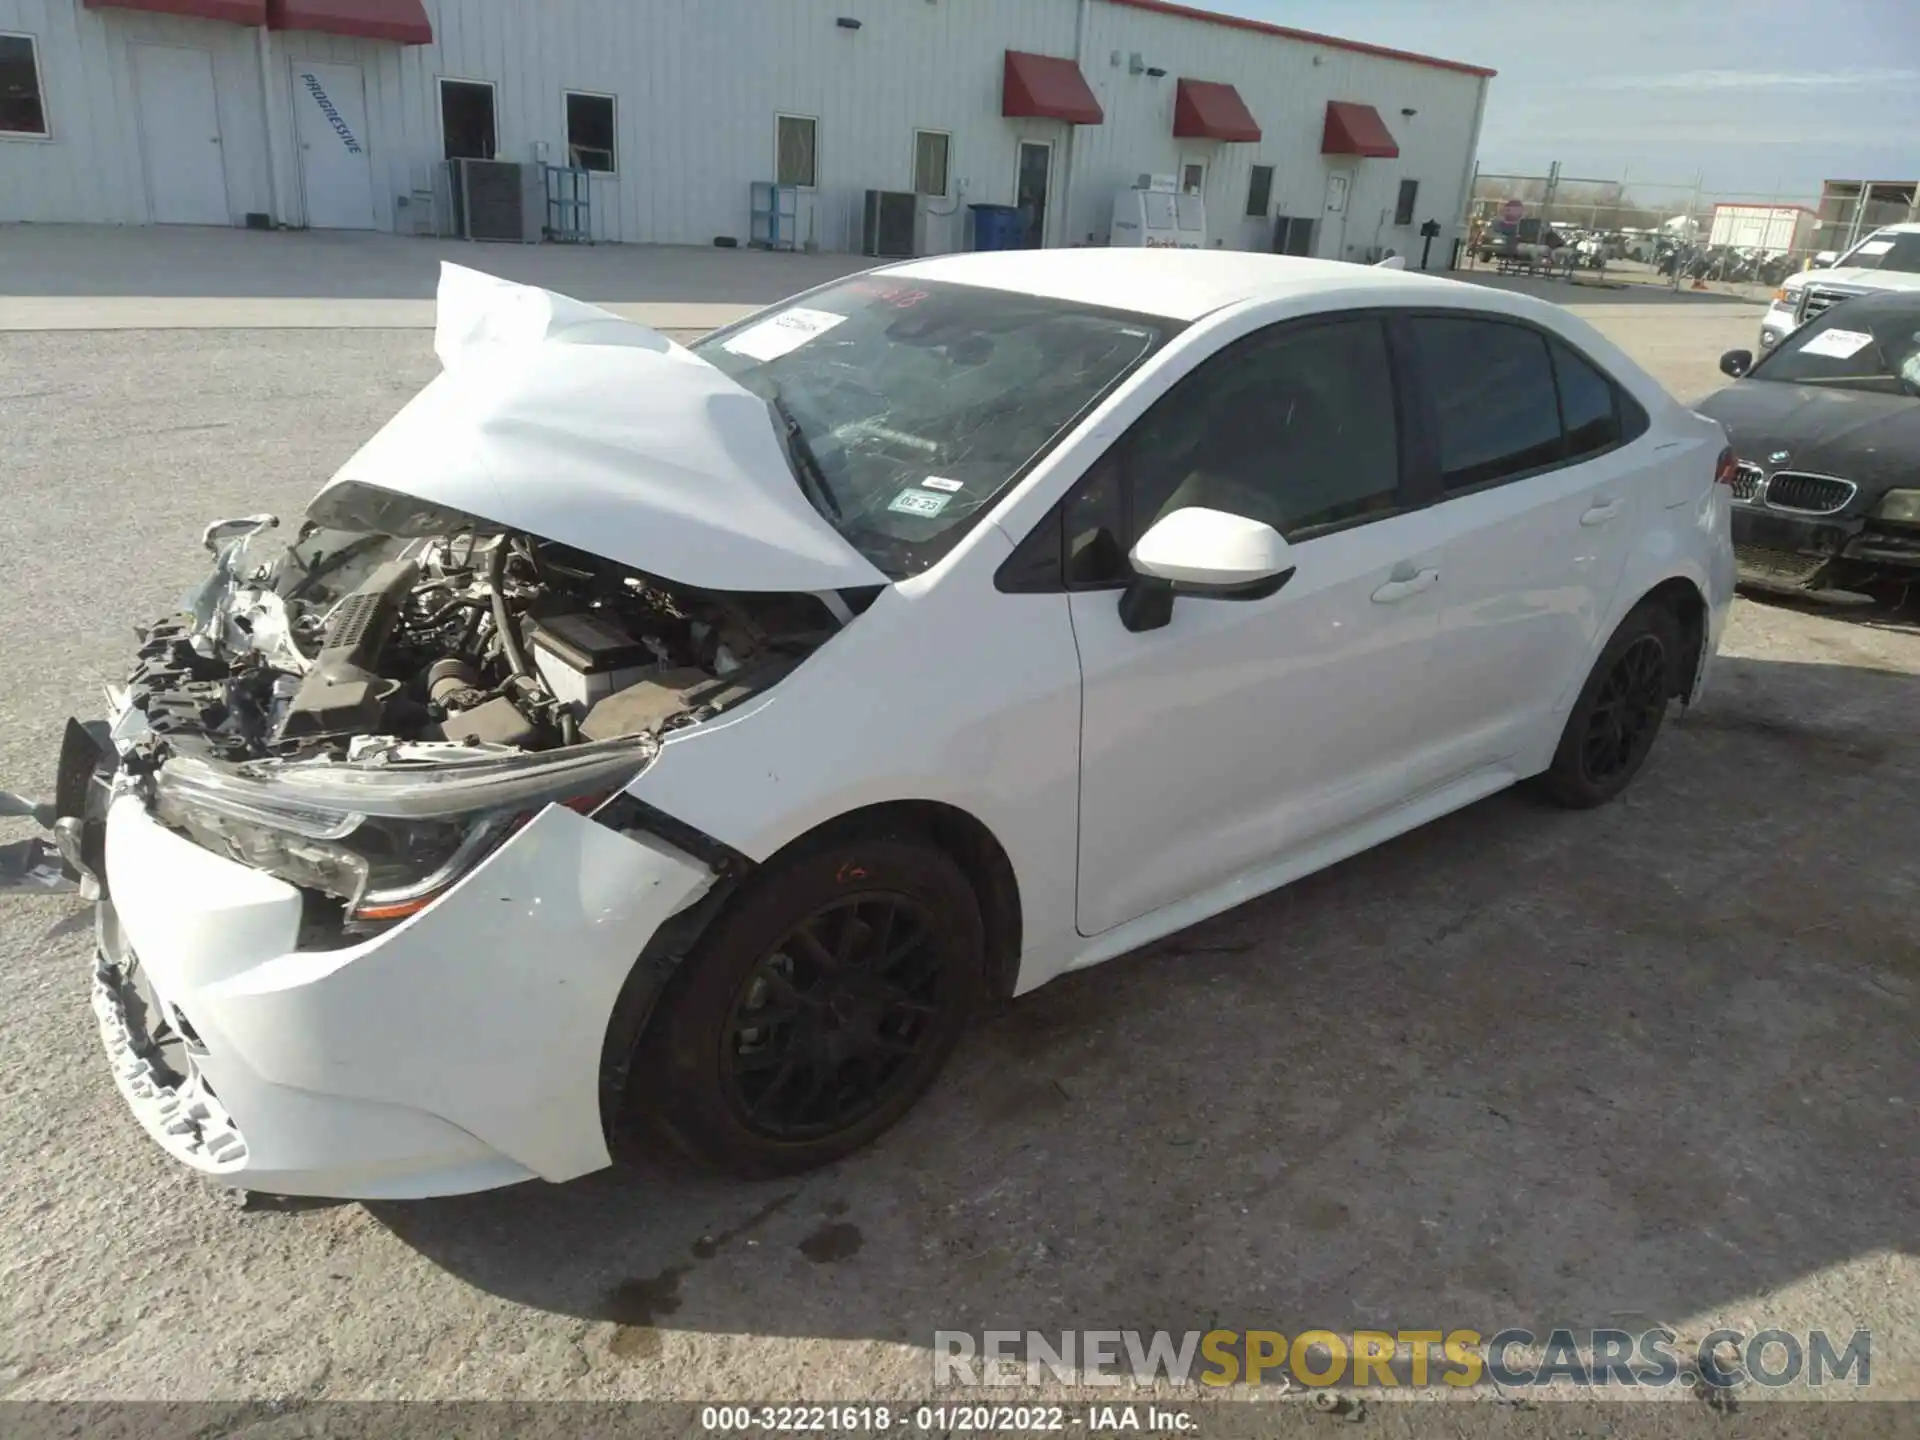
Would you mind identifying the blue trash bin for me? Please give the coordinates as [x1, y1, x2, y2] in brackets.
[968, 203, 1023, 252]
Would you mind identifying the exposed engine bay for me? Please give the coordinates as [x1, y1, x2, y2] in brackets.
[127, 514, 844, 771]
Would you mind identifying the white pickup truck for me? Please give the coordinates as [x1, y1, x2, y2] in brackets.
[1761, 222, 1920, 350]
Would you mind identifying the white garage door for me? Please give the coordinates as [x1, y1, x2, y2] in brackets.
[292, 61, 376, 230]
[131, 45, 230, 226]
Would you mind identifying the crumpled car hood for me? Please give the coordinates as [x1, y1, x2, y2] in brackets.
[308, 264, 886, 593]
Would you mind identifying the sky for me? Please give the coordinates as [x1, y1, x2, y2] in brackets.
[1214, 0, 1920, 202]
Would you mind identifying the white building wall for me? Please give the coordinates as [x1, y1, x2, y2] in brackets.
[1069, 2, 1488, 261]
[0, 0, 274, 224]
[2, 0, 1488, 265]
[377, 0, 1084, 253]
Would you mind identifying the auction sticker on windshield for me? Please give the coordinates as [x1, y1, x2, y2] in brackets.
[722, 307, 847, 362]
[1799, 328, 1876, 359]
[888, 488, 952, 517]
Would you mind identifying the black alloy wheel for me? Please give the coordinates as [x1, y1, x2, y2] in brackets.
[721, 893, 949, 1142]
[633, 832, 984, 1177]
[1579, 633, 1670, 785]
[1537, 600, 1681, 810]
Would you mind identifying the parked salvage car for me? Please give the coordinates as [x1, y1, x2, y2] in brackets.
[2, 254, 1735, 1199]
[1759, 223, 1920, 351]
[1702, 288, 1920, 598]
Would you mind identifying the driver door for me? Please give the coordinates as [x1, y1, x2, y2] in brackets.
[1067, 315, 1444, 936]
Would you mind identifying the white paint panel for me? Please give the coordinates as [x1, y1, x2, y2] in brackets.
[291, 58, 375, 228]
[131, 43, 227, 224]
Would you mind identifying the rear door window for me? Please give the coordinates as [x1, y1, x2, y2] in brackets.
[1551, 340, 1623, 458]
[1407, 317, 1565, 490]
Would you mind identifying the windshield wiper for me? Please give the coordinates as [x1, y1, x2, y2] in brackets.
[768, 392, 841, 522]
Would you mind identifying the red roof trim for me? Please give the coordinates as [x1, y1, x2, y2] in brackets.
[1173, 78, 1261, 143]
[270, 0, 432, 44]
[1322, 101, 1399, 159]
[1002, 50, 1105, 125]
[83, 0, 267, 25]
[1105, 0, 1497, 79]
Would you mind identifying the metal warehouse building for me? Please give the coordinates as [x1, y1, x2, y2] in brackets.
[0, 0, 1492, 261]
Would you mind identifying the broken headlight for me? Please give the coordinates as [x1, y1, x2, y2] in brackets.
[1876, 489, 1920, 525]
[152, 737, 657, 922]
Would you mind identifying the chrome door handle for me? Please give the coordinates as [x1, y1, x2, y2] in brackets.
[1371, 567, 1439, 603]
[1580, 499, 1623, 526]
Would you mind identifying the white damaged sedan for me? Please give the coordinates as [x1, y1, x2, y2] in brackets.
[7, 252, 1735, 1198]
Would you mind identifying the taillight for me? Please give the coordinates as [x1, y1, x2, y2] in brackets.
[1714, 446, 1739, 487]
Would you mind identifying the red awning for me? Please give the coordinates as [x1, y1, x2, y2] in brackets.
[271, 0, 432, 44]
[1321, 101, 1400, 159]
[1002, 50, 1104, 125]
[83, 0, 267, 24]
[1173, 79, 1261, 143]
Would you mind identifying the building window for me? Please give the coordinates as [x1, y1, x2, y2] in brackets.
[1180, 161, 1205, 196]
[565, 91, 616, 173]
[1394, 178, 1419, 226]
[913, 129, 949, 197]
[0, 32, 48, 138]
[1274, 215, 1316, 256]
[440, 78, 497, 161]
[776, 114, 817, 188]
[1245, 164, 1274, 218]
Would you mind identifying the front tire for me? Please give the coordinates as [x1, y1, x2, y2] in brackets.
[1537, 601, 1681, 809]
[635, 831, 985, 1178]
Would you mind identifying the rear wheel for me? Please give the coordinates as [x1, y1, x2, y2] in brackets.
[1537, 602, 1681, 809]
[635, 832, 984, 1177]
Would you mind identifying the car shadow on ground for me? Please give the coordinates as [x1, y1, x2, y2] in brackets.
[367, 656, 1917, 1363]
[1736, 583, 1920, 638]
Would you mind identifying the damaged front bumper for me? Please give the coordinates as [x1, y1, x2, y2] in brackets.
[1732, 508, 1920, 596]
[15, 722, 717, 1200]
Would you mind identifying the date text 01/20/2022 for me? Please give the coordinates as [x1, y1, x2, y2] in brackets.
[699, 1404, 1196, 1432]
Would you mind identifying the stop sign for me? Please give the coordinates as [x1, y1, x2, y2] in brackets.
[1500, 198, 1525, 226]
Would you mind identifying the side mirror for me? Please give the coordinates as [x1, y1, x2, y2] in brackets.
[1719, 348, 1754, 379]
[1812, 251, 1837, 270]
[1119, 507, 1296, 633]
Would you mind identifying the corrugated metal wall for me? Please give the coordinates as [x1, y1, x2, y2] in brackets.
[0, 0, 274, 224]
[344, 0, 1085, 251]
[1071, 3, 1486, 261]
[2, 0, 1488, 261]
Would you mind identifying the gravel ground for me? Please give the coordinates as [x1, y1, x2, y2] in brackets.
[0, 324, 1913, 1417]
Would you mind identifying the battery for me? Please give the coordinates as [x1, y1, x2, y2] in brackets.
[525, 612, 656, 715]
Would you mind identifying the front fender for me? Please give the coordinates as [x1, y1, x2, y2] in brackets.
[625, 531, 1084, 988]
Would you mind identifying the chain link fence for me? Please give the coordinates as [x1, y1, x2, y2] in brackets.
[1458, 169, 1919, 302]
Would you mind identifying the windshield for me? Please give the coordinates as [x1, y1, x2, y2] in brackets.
[694, 277, 1171, 576]
[1755, 303, 1920, 397]
[1838, 231, 1920, 274]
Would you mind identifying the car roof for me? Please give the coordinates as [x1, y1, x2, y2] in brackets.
[881, 248, 1474, 323]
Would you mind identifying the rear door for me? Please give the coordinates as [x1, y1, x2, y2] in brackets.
[1393, 314, 1649, 783]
